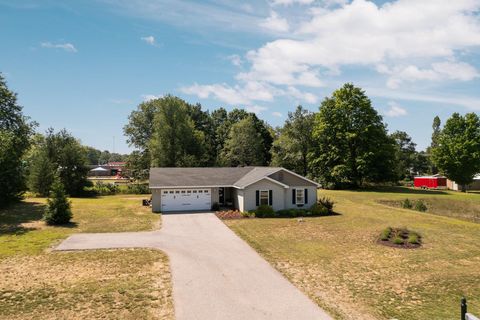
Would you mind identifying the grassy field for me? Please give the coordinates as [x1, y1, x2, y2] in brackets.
[0, 195, 173, 319]
[225, 187, 480, 320]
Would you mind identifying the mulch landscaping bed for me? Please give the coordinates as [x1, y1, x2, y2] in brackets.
[377, 227, 422, 249]
[216, 210, 250, 220]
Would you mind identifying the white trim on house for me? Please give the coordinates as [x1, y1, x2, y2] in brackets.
[259, 190, 270, 206]
[150, 185, 233, 189]
[278, 168, 321, 187]
[238, 175, 290, 189]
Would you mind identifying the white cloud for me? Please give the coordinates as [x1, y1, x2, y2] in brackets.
[270, 0, 315, 6]
[259, 11, 290, 32]
[246, 105, 268, 114]
[142, 94, 162, 102]
[384, 101, 407, 117]
[378, 61, 479, 89]
[40, 42, 77, 53]
[141, 35, 156, 45]
[228, 54, 242, 66]
[272, 111, 283, 117]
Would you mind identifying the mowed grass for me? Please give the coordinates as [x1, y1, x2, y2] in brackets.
[0, 195, 158, 257]
[0, 195, 173, 319]
[0, 249, 173, 320]
[225, 187, 480, 320]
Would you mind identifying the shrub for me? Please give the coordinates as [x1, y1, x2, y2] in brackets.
[318, 197, 335, 213]
[408, 233, 420, 244]
[43, 177, 72, 225]
[380, 227, 392, 241]
[414, 200, 427, 212]
[242, 211, 255, 218]
[401, 198, 413, 209]
[393, 236, 404, 245]
[124, 183, 150, 194]
[211, 202, 220, 211]
[255, 205, 275, 218]
[309, 203, 329, 216]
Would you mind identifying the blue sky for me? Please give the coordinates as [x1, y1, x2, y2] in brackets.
[1, 0, 479, 154]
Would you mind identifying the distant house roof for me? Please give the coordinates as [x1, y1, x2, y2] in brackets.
[149, 167, 319, 189]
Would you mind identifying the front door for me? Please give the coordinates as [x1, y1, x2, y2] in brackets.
[219, 187, 225, 205]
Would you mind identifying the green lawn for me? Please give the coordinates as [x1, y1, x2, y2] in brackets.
[0, 195, 173, 320]
[225, 187, 480, 320]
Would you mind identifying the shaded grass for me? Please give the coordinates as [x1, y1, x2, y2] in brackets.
[225, 187, 480, 320]
[0, 195, 158, 258]
[0, 249, 173, 320]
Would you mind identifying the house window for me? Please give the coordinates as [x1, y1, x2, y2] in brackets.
[296, 189, 304, 205]
[204, 190, 209, 194]
[175, 191, 180, 194]
[260, 190, 269, 206]
[163, 191, 168, 194]
[193, 190, 197, 193]
[169, 191, 174, 194]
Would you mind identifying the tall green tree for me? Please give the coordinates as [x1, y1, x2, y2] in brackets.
[390, 130, 417, 180]
[28, 149, 55, 196]
[0, 74, 35, 206]
[149, 96, 205, 167]
[125, 150, 150, 180]
[310, 83, 397, 188]
[29, 128, 90, 196]
[426, 115, 441, 174]
[432, 113, 480, 192]
[271, 106, 315, 176]
[220, 116, 266, 166]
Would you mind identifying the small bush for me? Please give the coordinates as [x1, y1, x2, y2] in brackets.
[380, 227, 392, 241]
[414, 200, 427, 212]
[211, 202, 220, 211]
[318, 197, 335, 213]
[309, 203, 329, 216]
[393, 236, 404, 245]
[255, 205, 275, 218]
[43, 178, 72, 225]
[407, 232, 420, 244]
[242, 211, 255, 218]
[402, 198, 413, 209]
[123, 183, 150, 194]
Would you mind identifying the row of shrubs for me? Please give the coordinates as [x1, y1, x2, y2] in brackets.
[252, 197, 335, 218]
[401, 198, 427, 212]
[380, 227, 421, 245]
[84, 182, 150, 196]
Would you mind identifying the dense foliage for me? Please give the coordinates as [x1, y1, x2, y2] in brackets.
[310, 83, 397, 188]
[0, 74, 35, 206]
[43, 176, 72, 225]
[432, 112, 480, 191]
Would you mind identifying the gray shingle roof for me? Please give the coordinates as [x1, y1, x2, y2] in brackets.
[149, 167, 283, 188]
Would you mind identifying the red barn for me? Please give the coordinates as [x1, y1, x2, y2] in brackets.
[414, 175, 447, 189]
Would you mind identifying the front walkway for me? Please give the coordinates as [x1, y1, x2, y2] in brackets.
[56, 212, 332, 320]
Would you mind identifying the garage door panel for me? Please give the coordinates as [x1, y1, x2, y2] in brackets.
[161, 189, 211, 211]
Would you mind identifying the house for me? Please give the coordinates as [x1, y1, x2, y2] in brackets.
[447, 174, 480, 191]
[413, 174, 447, 189]
[149, 167, 320, 212]
[87, 162, 127, 177]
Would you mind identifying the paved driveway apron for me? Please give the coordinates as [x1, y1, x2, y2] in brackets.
[56, 212, 332, 320]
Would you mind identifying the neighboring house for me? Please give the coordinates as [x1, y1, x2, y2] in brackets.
[149, 167, 319, 212]
[447, 174, 480, 191]
[87, 162, 126, 177]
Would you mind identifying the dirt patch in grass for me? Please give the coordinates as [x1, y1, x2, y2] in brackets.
[377, 227, 422, 249]
[0, 249, 173, 320]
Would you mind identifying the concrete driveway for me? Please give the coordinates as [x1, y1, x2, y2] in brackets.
[56, 212, 332, 320]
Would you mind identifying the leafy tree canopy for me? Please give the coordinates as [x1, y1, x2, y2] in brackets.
[432, 112, 480, 191]
[310, 83, 397, 188]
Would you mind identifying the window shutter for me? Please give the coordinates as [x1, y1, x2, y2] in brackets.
[269, 190, 272, 206]
[292, 189, 296, 205]
[256, 190, 260, 206]
[304, 189, 308, 204]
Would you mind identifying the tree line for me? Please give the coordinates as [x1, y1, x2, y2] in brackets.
[2, 74, 480, 207]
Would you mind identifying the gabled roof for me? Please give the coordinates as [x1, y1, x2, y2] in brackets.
[149, 166, 319, 189]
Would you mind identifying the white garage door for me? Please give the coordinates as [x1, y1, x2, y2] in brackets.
[161, 189, 211, 211]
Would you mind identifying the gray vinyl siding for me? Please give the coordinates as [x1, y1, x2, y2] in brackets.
[284, 186, 318, 210]
[242, 179, 285, 212]
[152, 189, 162, 213]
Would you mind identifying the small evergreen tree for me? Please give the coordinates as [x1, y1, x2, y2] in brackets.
[43, 176, 72, 225]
